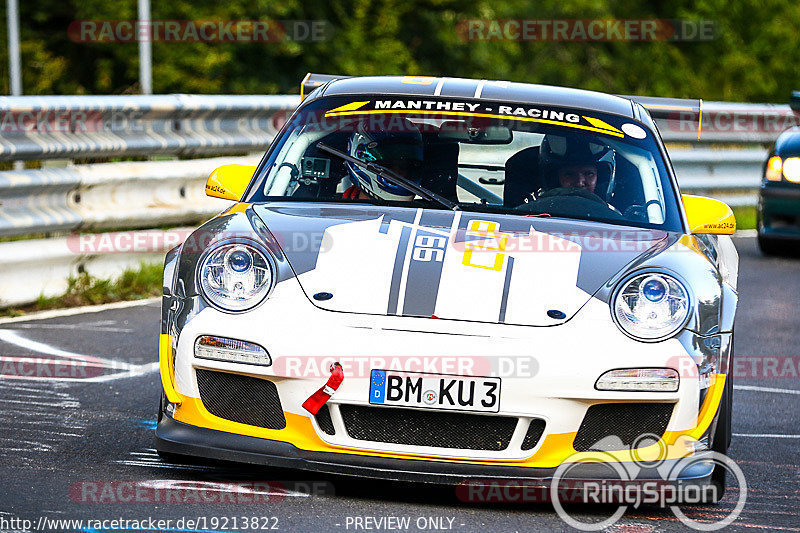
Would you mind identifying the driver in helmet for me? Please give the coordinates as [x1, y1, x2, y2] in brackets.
[556, 162, 599, 193]
[538, 133, 615, 201]
[343, 120, 424, 201]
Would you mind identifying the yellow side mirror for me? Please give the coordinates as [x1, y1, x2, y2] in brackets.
[682, 194, 736, 235]
[205, 165, 256, 200]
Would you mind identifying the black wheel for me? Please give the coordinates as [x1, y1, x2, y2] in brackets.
[157, 392, 165, 422]
[757, 233, 784, 256]
[704, 345, 734, 504]
[155, 392, 196, 464]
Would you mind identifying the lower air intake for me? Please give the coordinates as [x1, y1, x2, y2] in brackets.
[315, 404, 336, 435]
[339, 404, 517, 451]
[573, 402, 674, 452]
[521, 419, 546, 451]
[196, 369, 286, 430]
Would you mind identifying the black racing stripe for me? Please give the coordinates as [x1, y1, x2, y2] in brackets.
[401, 229, 449, 317]
[387, 226, 412, 314]
[440, 78, 481, 98]
[498, 256, 515, 322]
[379, 210, 419, 234]
[400, 210, 455, 317]
[417, 209, 456, 231]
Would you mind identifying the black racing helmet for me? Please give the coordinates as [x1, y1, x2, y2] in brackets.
[538, 133, 616, 199]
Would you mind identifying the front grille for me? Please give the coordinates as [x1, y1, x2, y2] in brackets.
[315, 404, 335, 435]
[339, 404, 517, 451]
[521, 419, 546, 451]
[573, 403, 674, 452]
[196, 369, 286, 430]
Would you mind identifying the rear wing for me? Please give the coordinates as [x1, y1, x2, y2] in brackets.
[617, 95, 703, 140]
[301, 73, 349, 100]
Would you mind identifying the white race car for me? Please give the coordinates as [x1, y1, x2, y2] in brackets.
[156, 74, 738, 501]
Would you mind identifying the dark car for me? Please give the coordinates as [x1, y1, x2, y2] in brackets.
[757, 91, 800, 255]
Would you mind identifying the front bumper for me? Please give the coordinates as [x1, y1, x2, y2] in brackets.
[159, 233, 733, 478]
[156, 415, 714, 486]
[759, 185, 800, 238]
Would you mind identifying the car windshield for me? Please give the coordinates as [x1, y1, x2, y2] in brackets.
[246, 95, 683, 231]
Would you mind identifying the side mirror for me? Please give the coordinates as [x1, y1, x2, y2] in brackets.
[681, 194, 736, 235]
[205, 165, 256, 200]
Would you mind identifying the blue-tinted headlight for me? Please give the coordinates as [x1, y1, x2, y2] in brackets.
[642, 277, 667, 302]
[227, 248, 253, 273]
[199, 242, 275, 312]
[613, 272, 690, 341]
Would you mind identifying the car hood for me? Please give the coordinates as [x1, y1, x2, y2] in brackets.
[252, 203, 674, 326]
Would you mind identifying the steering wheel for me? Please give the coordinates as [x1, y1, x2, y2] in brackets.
[538, 186, 608, 206]
[623, 199, 661, 219]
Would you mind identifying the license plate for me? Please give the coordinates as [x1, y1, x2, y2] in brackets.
[369, 370, 501, 413]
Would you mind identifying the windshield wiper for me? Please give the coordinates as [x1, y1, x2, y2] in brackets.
[316, 142, 459, 211]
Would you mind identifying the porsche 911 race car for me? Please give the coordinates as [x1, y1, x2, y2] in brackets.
[156, 74, 739, 500]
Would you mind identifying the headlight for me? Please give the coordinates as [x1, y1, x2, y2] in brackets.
[612, 272, 690, 341]
[782, 156, 800, 183]
[198, 241, 275, 312]
[766, 156, 782, 181]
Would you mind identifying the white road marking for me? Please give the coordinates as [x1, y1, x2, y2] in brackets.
[0, 398, 79, 408]
[0, 382, 84, 460]
[137, 479, 312, 498]
[733, 229, 757, 238]
[1, 356, 110, 368]
[0, 297, 159, 325]
[0, 329, 120, 366]
[0, 329, 159, 382]
[115, 460, 218, 471]
[733, 433, 800, 439]
[10, 323, 134, 333]
[735, 385, 800, 395]
[1, 361, 160, 383]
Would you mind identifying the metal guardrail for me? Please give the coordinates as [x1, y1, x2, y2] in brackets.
[656, 102, 798, 144]
[668, 149, 764, 207]
[0, 94, 299, 160]
[0, 155, 252, 237]
[0, 93, 791, 307]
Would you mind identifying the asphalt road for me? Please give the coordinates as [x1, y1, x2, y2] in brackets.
[0, 236, 797, 533]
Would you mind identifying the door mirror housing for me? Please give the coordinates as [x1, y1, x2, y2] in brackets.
[682, 194, 736, 235]
[205, 165, 256, 200]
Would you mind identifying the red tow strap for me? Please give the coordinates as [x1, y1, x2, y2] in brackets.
[342, 185, 360, 199]
[302, 362, 344, 415]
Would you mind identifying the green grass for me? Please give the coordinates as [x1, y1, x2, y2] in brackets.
[732, 206, 757, 230]
[1, 262, 162, 317]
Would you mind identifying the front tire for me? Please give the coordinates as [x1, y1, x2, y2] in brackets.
[155, 391, 196, 464]
[757, 233, 784, 256]
[705, 350, 734, 503]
